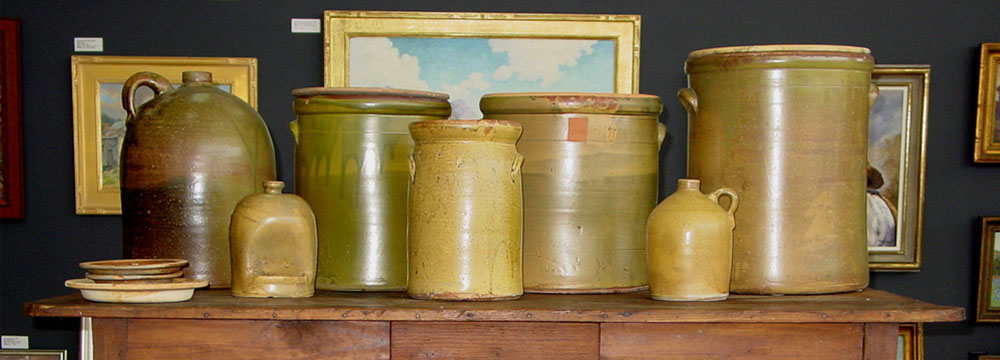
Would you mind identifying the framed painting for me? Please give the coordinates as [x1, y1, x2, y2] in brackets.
[974, 43, 1000, 163]
[867, 65, 929, 271]
[0, 349, 67, 360]
[324, 10, 639, 119]
[897, 323, 922, 360]
[977, 216, 1000, 322]
[1, 18, 24, 219]
[71, 56, 257, 214]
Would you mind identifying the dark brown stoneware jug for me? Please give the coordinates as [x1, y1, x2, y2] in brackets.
[120, 71, 276, 288]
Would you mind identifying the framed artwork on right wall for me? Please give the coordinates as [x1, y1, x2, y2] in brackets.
[977, 216, 1000, 322]
[974, 43, 1000, 163]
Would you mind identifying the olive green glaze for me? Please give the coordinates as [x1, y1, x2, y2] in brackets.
[121, 71, 276, 288]
[230, 181, 317, 298]
[682, 45, 873, 294]
[480, 93, 664, 294]
[647, 179, 738, 301]
[291, 87, 450, 291]
[407, 120, 524, 301]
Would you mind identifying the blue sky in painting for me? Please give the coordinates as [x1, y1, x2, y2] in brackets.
[349, 37, 615, 119]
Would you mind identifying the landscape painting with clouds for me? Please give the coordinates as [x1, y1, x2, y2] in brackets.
[349, 37, 615, 119]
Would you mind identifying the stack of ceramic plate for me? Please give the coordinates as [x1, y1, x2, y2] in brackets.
[65, 259, 208, 303]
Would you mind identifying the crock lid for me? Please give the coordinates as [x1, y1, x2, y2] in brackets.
[291, 87, 449, 101]
[480, 92, 662, 116]
[688, 44, 871, 59]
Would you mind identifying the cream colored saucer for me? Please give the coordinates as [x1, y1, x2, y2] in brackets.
[65, 278, 207, 303]
[79, 259, 188, 275]
[85, 270, 185, 283]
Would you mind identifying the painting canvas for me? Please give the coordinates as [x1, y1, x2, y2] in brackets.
[72, 55, 256, 214]
[349, 37, 615, 119]
[867, 65, 928, 271]
[325, 11, 640, 119]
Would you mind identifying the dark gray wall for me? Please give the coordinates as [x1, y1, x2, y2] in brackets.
[1, 1, 997, 358]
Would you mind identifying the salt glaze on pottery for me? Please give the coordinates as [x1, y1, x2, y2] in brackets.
[647, 179, 738, 301]
[121, 71, 276, 288]
[480, 93, 664, 294]
[290, 87, 450, 291]
[682, 45, 874, 294]
[230, 181, 317, 298]
[407, 120, 524, 301]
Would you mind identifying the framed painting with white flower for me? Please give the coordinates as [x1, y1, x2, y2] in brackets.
[323, 10, 639, 119]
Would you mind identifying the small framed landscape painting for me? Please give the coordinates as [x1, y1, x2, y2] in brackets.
[71, 56, 256, 214]
[323, 10, 639, 120]
[0, 349, 67, 360]
[897, 323, 922, 360]
[977, 216, 1000, 322]
[867, 65, 929, 271]
[974, 43, 1000, 163]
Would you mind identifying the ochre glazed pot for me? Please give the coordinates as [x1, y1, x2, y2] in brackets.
[407, 120, 524, 301]
[682, 45, 874, 294]
[121, 71, 276, 288]
[290, 87, 451, 291]
[480, 93, 664, 293]
[647, 179, 738, 301]
[230, 181, 317, 298]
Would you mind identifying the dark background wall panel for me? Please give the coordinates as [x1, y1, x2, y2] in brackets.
[1, 1, 998, 358]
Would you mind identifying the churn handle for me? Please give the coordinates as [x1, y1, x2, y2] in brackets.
[708, 187, 739, 218]
[122, 72, 172, 120]
[656, 123, 667, 150]
[288, 120, 300, 145]
[868, 82, 880, 107]
[677, 88, 698, 116]
[509, 153, 525, 182]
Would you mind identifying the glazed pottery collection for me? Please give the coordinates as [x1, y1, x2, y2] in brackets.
[104, 43, 877, 303]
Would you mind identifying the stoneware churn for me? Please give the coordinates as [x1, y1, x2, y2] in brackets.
[647, 179, 738, 301]
[230, 181, 317, 298]
[290, 87, 451, 291]
[120, 71, 276, 288]
[407, 120, 524, 301]
[682, 45, 876, 294]
[480, 93, 664, 293]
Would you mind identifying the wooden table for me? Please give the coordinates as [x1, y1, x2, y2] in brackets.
[25, 288, 962, 359]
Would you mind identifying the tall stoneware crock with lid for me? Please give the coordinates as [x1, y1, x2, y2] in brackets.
[407, 120, 524, 301]
[682, 45, 875, 294]
[480, 92, 665, 294]
[120, 71, 277, 288]
[290, 87, 451, 291]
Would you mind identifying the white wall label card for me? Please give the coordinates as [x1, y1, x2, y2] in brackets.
[1, 335, 29, 349]
[74, 37, 104, 52]
[291, 18, 321, 33]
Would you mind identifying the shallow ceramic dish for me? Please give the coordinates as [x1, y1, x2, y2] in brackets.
[85, 270, 185, 283]
[65, 278, 208, 303]
[79, 259, 188, 275]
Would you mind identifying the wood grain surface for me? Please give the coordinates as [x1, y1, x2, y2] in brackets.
[600, 322, 863, 359]
[862, 323, 899, 360]
[391, 321, 598, 359]
[26, 288, 963, 323]
[121, 319, 388, 360]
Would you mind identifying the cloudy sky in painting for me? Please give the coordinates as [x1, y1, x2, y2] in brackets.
[349, 37, 614, 119]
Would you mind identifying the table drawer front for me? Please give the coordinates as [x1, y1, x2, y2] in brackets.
[391, 321, 599, 359]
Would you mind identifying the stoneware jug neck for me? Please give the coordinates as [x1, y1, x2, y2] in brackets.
[182, 71, 213, 84]
[677, 179, 701, 191]
[263, 181, 284, 194]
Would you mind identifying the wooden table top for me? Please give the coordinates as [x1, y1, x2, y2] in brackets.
[26, 287, 963, 323]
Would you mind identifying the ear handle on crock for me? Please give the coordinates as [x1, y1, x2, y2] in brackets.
[122, 72, 172, 121]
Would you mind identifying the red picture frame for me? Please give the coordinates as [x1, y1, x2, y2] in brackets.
[1, 18, 24, 219]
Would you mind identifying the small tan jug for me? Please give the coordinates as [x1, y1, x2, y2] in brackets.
[646, 179, 738, 301]
[230, 181, 318, 298]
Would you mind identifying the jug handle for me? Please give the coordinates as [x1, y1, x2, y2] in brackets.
[656, 123, 667, 150]
[122, 72, 172, 120]
[289, 120, 300, 145]
[678, 88, 698, 116]
[509, 153, 525, 182]
[869, 82, 880, 107]
[707, 187, 739, 219]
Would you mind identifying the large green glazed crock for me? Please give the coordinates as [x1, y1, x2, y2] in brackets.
[480, 93, 665, 294]
[682, 45, 875, 295]
[290, 87, 450, 291]
[121, 71, 277, 288]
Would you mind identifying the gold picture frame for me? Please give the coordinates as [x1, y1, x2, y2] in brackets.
[897, 323, 923, 360]
[974, 43, 1000, 163]
[71, 55, 257, 214]
[323, 10, 639, 119]
[867, 65, 929, 271]
[977, 216, 1000, 322]
[0, 349, 67, 360]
